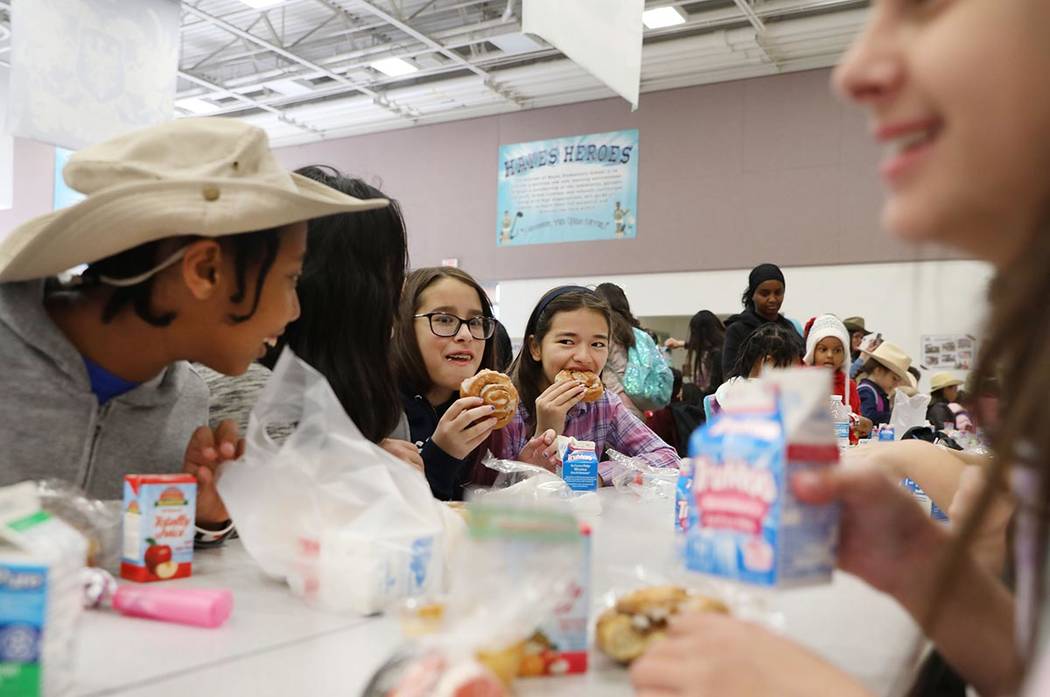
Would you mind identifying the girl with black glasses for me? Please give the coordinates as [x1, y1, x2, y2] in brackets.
[392, 267, 500, 500]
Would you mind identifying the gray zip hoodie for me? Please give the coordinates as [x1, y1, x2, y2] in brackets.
[0, 280, 209, 499]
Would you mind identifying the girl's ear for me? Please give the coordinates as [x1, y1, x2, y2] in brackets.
[528, 334, 542, 362]
[180, 240, 223, 301]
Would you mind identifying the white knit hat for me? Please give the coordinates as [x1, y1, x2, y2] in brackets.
[804, 314, 851, 401]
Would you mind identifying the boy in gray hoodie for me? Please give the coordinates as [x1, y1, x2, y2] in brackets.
[0, 118, 387, 535]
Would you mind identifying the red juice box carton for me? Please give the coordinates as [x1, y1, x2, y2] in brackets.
[520, 523, 591, 677]
[121, 474, 196, 582]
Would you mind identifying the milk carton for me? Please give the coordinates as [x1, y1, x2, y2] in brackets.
[121, 474, 196, 582]
[556, 437, 599, 493]
[0, 483, 87, 697]
[519, 524, 591, 676]
[685, 370, 840, 587]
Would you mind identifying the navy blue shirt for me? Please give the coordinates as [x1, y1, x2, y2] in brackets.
[82, 356, 140, 405]
[401, 391, 472, 501]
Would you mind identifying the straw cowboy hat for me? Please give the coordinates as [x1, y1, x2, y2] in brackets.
[862, 341, 912, 382]
[0, 118, 389, 282]
[930, 372, 964, 393]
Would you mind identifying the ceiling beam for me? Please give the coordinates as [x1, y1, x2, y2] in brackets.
[178, 69, 324, 136]
[732, 0, 766, 32]
[350, 0, 526, 108]
[180, 4, 418, 122]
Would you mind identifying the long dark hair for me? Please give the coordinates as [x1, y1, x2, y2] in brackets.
[262, 166, 407, 443]
[925, 224, 1050, 662]
[730, 323, 800, 379]
[594, 282, 639, 350]
[392, 267, 497, 398]
[79, 228, 283, 326]
[685, 310, 725, 391]
[509, 287, 612, 426]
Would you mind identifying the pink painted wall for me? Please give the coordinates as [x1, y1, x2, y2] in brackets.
[0, 137, 54, 239]
[275, 68, 962, 283]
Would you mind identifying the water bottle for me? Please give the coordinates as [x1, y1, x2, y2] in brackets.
[829, 395, 851, 451]
[877, 424, 895, 442]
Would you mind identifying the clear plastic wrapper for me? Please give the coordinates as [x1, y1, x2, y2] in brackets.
[217, 349, 466, 615]
[365, 504, 584, 695]
[604, 449, 678, 502]
[36, 478, 120, 572]
[475, 452, 601, 516]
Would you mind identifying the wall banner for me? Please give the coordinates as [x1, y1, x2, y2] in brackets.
[497, 129, 639, 247]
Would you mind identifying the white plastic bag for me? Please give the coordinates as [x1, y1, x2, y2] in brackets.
[217, 349, 464, 615]
[890, 389, 932, 436]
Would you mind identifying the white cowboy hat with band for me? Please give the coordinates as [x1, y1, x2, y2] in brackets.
[0, 117, 389, 283]
[930, 372, 964, 393]
[862, 341, 913, 382]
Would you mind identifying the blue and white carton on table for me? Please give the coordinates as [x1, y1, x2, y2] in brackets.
[557, 437, 599, 493]
[0, 483, 87, 697]
[685, 370, 840, 587]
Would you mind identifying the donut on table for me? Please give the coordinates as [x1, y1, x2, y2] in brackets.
[555, 369, 604, 403]
[460, 369, 519, 429]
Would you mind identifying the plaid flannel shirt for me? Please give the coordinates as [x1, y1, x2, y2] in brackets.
[494, 389, 680, 479]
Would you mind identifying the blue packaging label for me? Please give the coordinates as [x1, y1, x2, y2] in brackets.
[834, 422, 851, 440]
[878, 427, 895, 441]
[561, 443, 598, 493]
[0, 562, 47, 696]
[685, 408, 838, 587]
[901, 478, 949, 522]
[675, 458, 697, 533]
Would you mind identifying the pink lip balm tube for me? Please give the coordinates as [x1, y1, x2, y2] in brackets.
[112, 586, 234, 628]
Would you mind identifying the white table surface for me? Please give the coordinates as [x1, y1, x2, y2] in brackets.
[73, 490, 921, 697]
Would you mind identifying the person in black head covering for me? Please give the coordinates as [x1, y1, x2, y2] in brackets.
[720, 263, 804, 378]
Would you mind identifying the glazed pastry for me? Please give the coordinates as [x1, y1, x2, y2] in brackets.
[555, 369, 604, 402]
[595, 586, 729, 664]
[460, 369, 519, 429]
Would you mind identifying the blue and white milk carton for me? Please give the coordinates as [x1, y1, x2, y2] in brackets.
[557, 437, 599, 493]
[0, 483, 87, 697]
[685, 370, 840, 587]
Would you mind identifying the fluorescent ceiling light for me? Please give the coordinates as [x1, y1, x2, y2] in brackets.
[175, 97, 222, 115]
[370, 57, 420, 78]
[236, 0, 286, 9]
[489, 33, 545, 55]
[264, 78, 313, 96]
[642, 6, 687, 29]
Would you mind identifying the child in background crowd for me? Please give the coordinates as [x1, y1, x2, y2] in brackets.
[594, 282, 643, 418]
[0, 118, 386, 537]
[488, 286, 679, 482]
[803, 314, 873, 438]
[857, 342, 912, 427]
[392, 267, 500, 501]
[712, 323, 801, 413]
[645, 367, 684, 455]
[665, 309, 725, 404]
[928, 373, 974, 432]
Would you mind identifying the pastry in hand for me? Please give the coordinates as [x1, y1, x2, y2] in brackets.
[595, 585, 729, 664]
[555, 369, 604, 402]
[460, 369, 519, 429]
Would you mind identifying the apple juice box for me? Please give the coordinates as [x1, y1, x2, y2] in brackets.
[120, 474, 196, 582]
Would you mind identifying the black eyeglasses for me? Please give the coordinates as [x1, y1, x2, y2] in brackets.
[414, 312, 496, 340]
